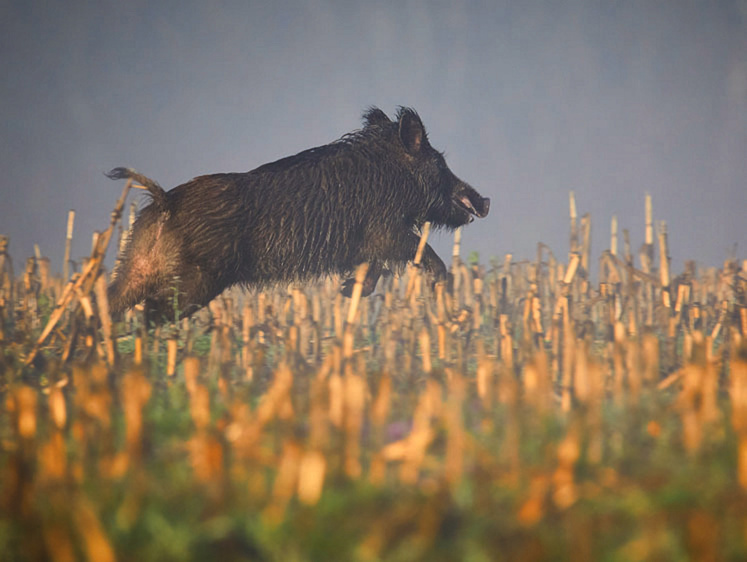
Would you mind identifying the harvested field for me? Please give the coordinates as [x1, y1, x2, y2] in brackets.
[1, 192, 746, 561]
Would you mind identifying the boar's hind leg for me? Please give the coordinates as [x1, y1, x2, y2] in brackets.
[341, 261, 383, 297]
[143, 298, 172, 326]
[107, 275, 144, 317]
[143, 284, 213, 325]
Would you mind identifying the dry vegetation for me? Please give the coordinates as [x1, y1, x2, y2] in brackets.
[1, 190, 746, 561]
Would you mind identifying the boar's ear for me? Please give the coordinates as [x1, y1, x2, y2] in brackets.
[398, 109, 425, 155]
[363, 107, 390, 127]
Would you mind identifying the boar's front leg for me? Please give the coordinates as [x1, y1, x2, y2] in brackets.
[339, 233, 449, 297]
[341, 260, 383, 297]
[417, 243, 448, 282]
[391, 230, 448, 282]
[400, 231, 451, 292]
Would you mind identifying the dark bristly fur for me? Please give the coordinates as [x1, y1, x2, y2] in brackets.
[107, 107, 490, 322]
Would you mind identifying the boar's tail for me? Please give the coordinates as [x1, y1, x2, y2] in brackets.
[106, 167, 168, 210]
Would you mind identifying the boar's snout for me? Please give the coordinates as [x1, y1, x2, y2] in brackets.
[453, 184, 490, 223]
[475, 197, 490, 218]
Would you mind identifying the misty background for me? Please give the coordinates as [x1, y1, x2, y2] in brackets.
[2, 1, 745, 279]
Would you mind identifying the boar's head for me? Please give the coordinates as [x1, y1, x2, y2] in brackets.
[395, 108, 490, 229]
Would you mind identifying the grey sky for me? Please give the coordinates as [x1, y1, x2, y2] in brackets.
[2, 1, 745, 275]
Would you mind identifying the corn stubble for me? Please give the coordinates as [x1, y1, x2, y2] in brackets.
[1, 194, 746, 561]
